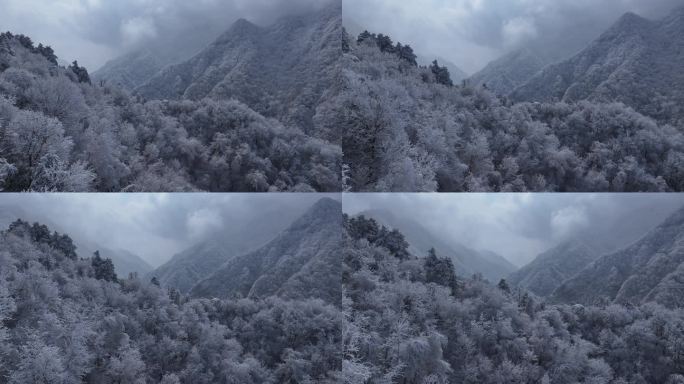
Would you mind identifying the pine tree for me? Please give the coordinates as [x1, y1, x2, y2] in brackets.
[430, 60, 453, 86]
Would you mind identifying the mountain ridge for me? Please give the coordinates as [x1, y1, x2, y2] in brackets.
[469, 47, 549, 95]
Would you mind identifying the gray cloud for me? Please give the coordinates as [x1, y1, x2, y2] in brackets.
[0, 0, 332, 70]
[344, 0, 684, 73]
[0, 193, 336, 267]
[343, 193, 684, 267]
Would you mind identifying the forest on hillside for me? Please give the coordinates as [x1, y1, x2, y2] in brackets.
[340, 30, 684, 192]
[3, 8, 684, 193]
[342, 214, 684, 383]
[4, 209, 684, 383]
[0, 31, 341, 193]
[0, 220, 342, 383]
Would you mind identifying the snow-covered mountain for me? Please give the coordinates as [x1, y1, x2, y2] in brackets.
[93, 49, 179, 91]
[361, 209, 516, 282]
[469, 48, 549, 95]
[552, 206, 684, 308]
[136, 1, 342, 134]
[511, 8, 684, 124]
[189, 198, 342, 304]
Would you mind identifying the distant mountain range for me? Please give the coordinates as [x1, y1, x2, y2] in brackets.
[93, 49, 186, 91]
[360, 209, 516, 282]
[510, 8, 684, 124]
[469, 48, 550, 95]
[189, 198, 342, 304]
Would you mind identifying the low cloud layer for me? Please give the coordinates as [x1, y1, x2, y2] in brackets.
[0, 194, 334, 267]
[343, 194, 684, 267]
[0, 0, 331, 70]
[344, 0, 683, 73]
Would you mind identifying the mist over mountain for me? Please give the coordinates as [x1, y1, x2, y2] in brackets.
[511, 8, 684, 125]
[552, 206, 684, 308]
[469, 48, 550, 95]
[190, 198, 342, 304]
[361, 209, 516, 282]
[93, 49, 185, 91]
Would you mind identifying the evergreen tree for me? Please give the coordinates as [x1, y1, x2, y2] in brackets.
[69, 61, 91, 84]
[92, 250, 118, 282]
[497, 278, 510, 293]
[430, 60, 453, 86]
[424, 248, 459, 295]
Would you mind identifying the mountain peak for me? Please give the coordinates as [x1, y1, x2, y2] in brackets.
[301, 197, 342, 220]
[606, 11, 651, 35]
[223, 18, 261, 37]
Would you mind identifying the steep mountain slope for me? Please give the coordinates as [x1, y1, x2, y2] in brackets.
[189, 198, 342, 304]
[511, 8, 684, 124]
[149, 205, 307, 293]
[509, 240, 599, 297]
[362, 209, 516, 281]
[469, 48, 549, 95]
[552, 207, 684, 307]
[136, 1, 342, 134]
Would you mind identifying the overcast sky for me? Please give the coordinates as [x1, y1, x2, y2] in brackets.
[344, 0, 683, 73]
[0, 0, 331, 70]
[344, 194, 684, 267]
[0, 194, 336, 267]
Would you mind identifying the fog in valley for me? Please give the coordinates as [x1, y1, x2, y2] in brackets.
[0, 193, 336, 268]
[344, 193, 684, 267]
